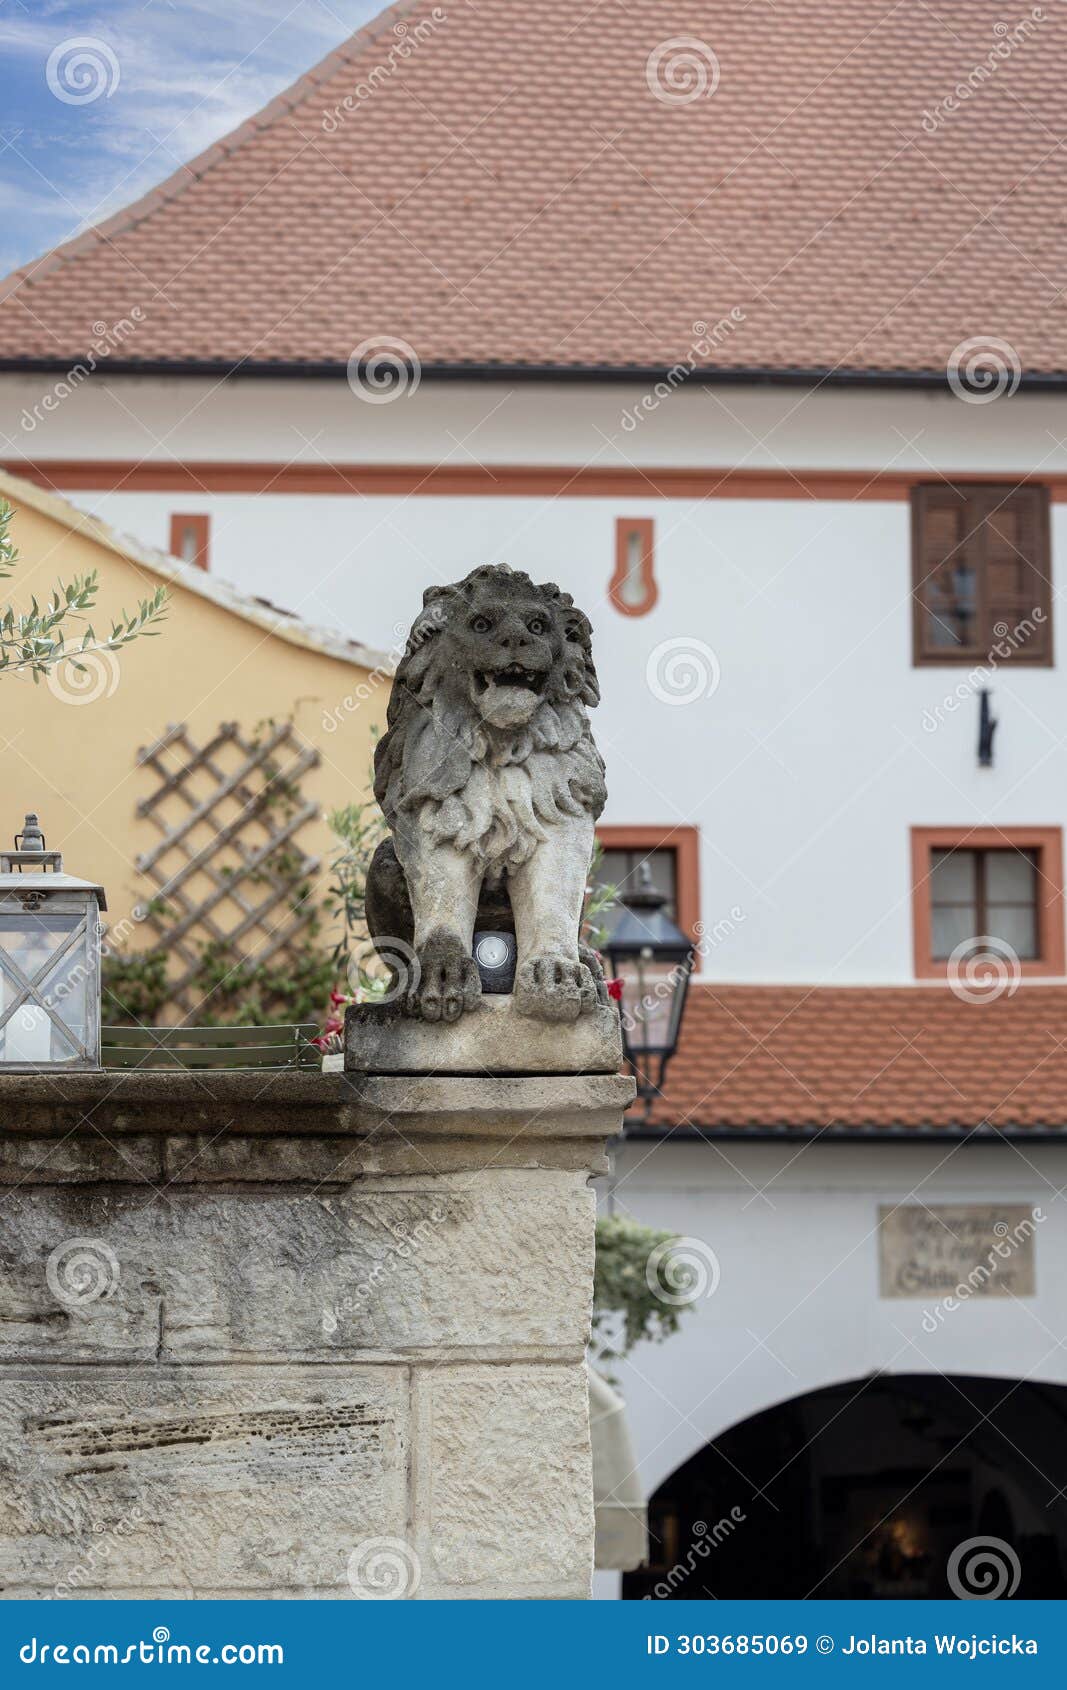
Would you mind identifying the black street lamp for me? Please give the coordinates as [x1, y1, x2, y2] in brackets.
[602, 862, 694, 1120]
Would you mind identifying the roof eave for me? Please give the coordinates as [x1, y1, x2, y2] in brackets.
[622, 1121, 1067, 1140]
[4, 359, 1067, 390]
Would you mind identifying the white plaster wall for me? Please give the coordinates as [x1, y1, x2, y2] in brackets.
[599, 1138, 1067, 1503]
[5, 374, 1067, 473]
[5, 375, 1067, 983]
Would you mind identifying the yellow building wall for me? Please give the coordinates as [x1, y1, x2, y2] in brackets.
[0, 481, 386, 985]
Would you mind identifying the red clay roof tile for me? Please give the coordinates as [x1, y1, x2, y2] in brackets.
[645, 984, 1067, 1132]
[2, 0, 1065, 376]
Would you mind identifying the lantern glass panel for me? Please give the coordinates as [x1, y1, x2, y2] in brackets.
[617, 953, 680, 1054]
[0, 910, 89, 1065]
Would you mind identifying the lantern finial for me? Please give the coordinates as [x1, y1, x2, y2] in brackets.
[15, 813, 46, 857]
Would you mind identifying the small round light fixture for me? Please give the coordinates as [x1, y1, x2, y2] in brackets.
[473, 930, 516, 993]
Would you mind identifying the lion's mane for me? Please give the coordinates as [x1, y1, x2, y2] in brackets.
[374, 565, 607, 870]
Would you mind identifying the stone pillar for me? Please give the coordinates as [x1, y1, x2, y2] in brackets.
[0, 1002, 631, 1600]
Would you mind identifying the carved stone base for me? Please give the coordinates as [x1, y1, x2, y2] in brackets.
[0, 1058, 633, 1599]
[345, 993, 623, 1075]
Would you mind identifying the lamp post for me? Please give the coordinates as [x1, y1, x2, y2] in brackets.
[602, 862, 694, 1121]
[0, 814, 106, 1071]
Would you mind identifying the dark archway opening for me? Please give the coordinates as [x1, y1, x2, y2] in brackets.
[623, 1374, 1067, 1599]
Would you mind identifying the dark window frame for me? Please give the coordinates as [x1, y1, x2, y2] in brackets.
[929, 845, 1039, 961]
[911, 483, 1052, 667]
[911, 826, 1065, 979]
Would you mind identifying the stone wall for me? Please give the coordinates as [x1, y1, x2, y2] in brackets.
[0, 1018, 631, 1599]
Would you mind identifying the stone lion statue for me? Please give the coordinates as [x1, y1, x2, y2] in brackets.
[365, 563, 608, 1022]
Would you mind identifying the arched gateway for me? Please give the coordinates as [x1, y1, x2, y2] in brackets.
[623, 1375, 1067, 1600]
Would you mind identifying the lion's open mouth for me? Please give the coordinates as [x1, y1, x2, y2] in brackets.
[475, 664, 547, 695]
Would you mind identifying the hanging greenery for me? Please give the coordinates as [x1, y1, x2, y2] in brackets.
[592, 1213, 694, 1376]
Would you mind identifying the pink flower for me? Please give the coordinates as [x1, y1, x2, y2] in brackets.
[606, 977, 624, 1002]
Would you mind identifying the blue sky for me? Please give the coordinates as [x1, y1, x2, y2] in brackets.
[0, 0, 384, 276]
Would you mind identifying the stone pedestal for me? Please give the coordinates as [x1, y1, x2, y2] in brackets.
[0, 1007, 632, 1599]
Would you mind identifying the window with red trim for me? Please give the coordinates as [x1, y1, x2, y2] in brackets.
[610, 518, 657, 616]
[911, 827, 1064, 978]
[169, 513, 210, 571]
[594, 825, 699, 939]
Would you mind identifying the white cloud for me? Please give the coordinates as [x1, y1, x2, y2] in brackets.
[2, 0, 384, 270]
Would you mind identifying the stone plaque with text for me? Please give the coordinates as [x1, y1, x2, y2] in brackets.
[878, 1204, 1037, 1299]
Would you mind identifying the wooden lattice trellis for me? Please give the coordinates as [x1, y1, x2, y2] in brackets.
[133, 721, 322, 1018]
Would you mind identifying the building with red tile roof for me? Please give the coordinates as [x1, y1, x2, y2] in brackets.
[641, 982, 1067, 1135]
[7, 0, 1067, 1596]
[2, 0, 1067, 381]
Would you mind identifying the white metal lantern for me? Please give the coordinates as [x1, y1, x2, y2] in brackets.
[0, 814, 106, 1071]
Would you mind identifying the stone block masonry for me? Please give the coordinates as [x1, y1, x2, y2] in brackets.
[0, 1006, 632, 1600]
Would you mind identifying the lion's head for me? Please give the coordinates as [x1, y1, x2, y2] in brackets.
[374, 565, 605, 836]
[400, 564, 598, 727]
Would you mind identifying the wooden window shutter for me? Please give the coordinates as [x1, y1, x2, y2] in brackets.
[912, 484, 1051, 665]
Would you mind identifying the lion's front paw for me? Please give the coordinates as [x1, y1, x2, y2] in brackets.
[408, 931, 482, 1023]
[514, 953, 598, 1022]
